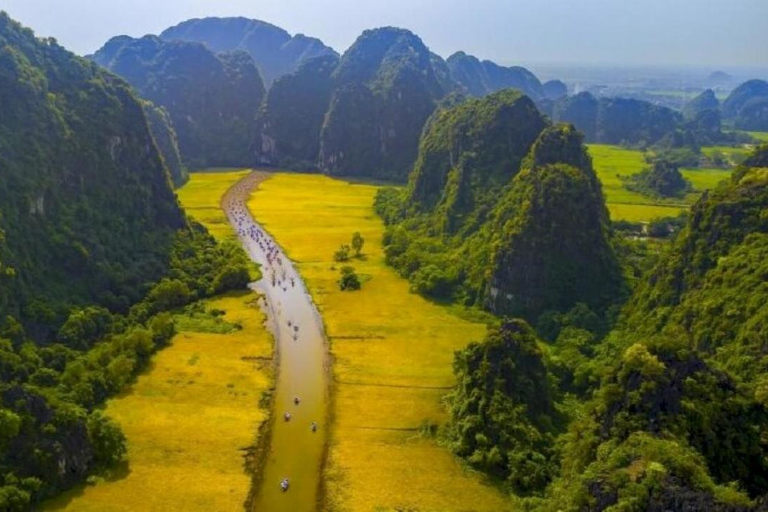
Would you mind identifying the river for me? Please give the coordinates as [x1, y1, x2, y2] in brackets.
[223, 172, 330, 512]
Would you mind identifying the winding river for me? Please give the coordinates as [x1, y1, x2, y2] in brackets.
[223, 172, 330, 512]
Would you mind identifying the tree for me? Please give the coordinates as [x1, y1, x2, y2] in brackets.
[351, 232, 365, 256]
[338, 266, 361, 291]
[333, 244, 351, 262]
[212, 264, 250, 294]
[87, 412, 127, 467]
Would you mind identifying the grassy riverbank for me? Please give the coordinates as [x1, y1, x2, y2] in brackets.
[249, 173, 512, 511]
[45, 170, 273, 511]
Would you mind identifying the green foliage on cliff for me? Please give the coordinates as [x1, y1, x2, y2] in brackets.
[0, 13, 185, 335]
[485, 125, 626, 321]
[447, 319, 559, 495]
[0, 14, 255, 508]
[379, 94, 625, 326]
[93, 35, 265, 168]
[408, 89, 546, 228]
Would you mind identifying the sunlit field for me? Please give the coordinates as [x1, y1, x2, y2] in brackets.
[588, 144, 734, 222]
[249, 173, 512, 511]
[44, 293, 272, 511]
[45, 171, 273, 511]
[748, 131, 768, 142]
[175, 169, 251, 239]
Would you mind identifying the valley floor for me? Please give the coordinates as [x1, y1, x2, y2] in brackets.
[43, 171, 274, 511]
[248, 173, 512, 511]
[588, 144, 733, 221]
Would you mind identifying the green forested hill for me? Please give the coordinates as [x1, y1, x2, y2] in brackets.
[92, 35, 265, 168]
[440, 143, 768, 511]
[0, 14, 250, 509]
[0, 14, 185, 331]
[536, 148, 768, 510]
[722, 79, 768, 131]
[377, 92, 625, 325]
[446, 51, 544, 99]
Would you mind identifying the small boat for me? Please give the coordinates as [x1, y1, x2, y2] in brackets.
[280, 478, 289, 492]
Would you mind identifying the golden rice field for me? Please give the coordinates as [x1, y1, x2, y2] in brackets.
[248, 173, 512, 512]
[175, 169, 251, 239]
[45, 171, 273, 511]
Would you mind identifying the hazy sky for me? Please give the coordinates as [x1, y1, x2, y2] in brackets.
[2, 0, 767, 68]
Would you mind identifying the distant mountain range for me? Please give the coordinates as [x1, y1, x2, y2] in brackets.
[90, 16, 768, 182]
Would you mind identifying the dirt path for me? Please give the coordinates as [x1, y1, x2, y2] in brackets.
[223, 172, 330, 512]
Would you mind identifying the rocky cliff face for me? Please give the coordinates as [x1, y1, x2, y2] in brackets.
[486, 125, 625, 320]
[142, 101, 187, 187]
[159, 16, 337, 87]
[407, 89, 546, 232]
[0, 13, 185, 325]
[318, 27, 450, 180]
[93, 35, 265, 168]
[255, 54, 339, 170]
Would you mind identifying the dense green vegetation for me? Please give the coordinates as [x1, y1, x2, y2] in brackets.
[0, 14, 184, 335]
[622, 159, 692, 198]
[439, 143, 768, 510]
[159, 16, 337, 87]
[377, 92, 625, 327]
[92, 35, 265, 168]
[0, 14, 252, 509]
[447, 319, 559, 495]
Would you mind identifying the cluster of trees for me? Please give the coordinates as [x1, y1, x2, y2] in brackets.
[441, 143, 768, 510]
[622, 159, 692, 198]
[334, 233, 364, 291]
[333, 232, 365, 262]
[0, 15, 253, 509]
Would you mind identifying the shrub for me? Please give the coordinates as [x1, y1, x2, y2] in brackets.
[338, 266, 361, 291]
[334, 244, 351, 262]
